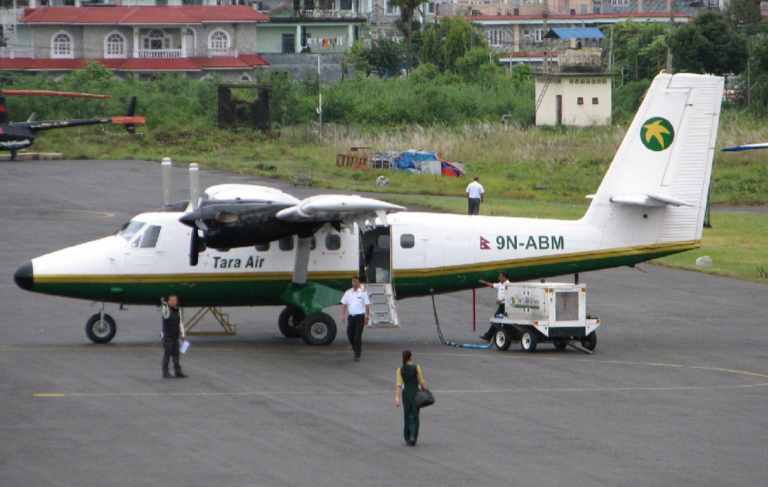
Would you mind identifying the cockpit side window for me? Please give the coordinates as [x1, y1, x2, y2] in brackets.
[118, 221, 146, 241]
[139, 225, 162, 248]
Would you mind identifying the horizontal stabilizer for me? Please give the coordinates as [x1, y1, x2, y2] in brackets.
[721, 143, 768, 152]
[610, 193, 693, 208]
[276, 195, 404, 223]
[204, 184, 300, 205]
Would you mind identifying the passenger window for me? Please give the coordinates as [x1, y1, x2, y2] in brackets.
[255, 243, 270, 252]
[377, 234, 391, 249]
[325, 234, 341, 251]
[279, 236, 294, 251]
[400, 234, 415, 249]
[139, 225, 162, 248]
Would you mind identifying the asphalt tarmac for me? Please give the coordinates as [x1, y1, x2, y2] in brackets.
[1, 159, 767, 487]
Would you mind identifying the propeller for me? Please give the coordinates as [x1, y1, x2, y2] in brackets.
[189, 228, 201, 266]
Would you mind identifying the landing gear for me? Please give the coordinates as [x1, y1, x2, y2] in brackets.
[299, 312, 336, 346]
[85, 313, 116, 344]
[278, 306, 305, 339]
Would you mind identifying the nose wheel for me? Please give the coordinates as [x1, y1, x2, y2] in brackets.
[85, 313, 116, 343]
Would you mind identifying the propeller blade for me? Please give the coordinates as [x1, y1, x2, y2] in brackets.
[189, 163, 200, 210]
[190, 229, 201, 267]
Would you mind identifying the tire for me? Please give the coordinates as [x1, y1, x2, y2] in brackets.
[554, 340, 568, 351]
[85, 313, 116, 344]
[278, 306, 305, 339]
[581, 332, 597, 351]
[494, 326, 512, 351]
[300, 312, 337, 346]
[520, 329, 538, 353]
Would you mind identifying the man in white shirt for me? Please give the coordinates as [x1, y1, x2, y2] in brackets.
[478, 272, 509, 341]
[340, 276, 371, 361]
[465, 176, 484, 215]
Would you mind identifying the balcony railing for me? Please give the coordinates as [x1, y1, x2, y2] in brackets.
[0, 47, 35, 59]
[137, 49, 183, 59]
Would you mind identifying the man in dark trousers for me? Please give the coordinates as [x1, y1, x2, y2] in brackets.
[340, 276, 371, 362]
[161, 294, 188, 379]
[478, 272, 510, 341]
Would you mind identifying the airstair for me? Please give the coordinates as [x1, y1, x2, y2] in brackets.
[365, 283, 399, 328]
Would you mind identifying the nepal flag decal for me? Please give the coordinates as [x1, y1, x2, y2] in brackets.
[480, 236, 491, 250]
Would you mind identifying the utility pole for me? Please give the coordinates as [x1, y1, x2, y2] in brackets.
[317, 55, 323, 136]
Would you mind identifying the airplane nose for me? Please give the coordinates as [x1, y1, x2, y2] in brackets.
[14, 260, 33, 291]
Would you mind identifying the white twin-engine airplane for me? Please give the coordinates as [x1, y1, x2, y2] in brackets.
[14, 72, 724, 346]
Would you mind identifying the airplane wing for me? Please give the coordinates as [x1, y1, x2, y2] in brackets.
[179, 185, 405, 266]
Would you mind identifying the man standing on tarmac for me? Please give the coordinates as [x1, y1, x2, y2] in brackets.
[161, 295, 188, 379]
[478, 272, 510, 341]
[466, 176, 485, 216]
[340, 276, 371, 362]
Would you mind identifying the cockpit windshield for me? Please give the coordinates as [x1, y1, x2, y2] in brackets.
[117, 221, 146, 241]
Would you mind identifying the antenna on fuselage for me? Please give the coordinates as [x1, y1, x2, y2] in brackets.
[161, 157, 172, 206]
[189, 163, 200, 211]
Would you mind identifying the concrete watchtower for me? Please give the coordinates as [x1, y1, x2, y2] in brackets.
[534, 28, 613, 127]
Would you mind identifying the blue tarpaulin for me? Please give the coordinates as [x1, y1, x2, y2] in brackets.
[545, 28, 605, 40]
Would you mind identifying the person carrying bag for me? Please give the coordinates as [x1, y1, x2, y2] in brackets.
[395, 350, 429, 446]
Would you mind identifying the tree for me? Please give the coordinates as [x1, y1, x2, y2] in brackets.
[420, 16, 488, 73]
[346, 38, 406, 77]
[728, 0, 765, 36]
[603, 21, 668, 82]
[388, 0, 426, 73]
[669, 11, 748, 76]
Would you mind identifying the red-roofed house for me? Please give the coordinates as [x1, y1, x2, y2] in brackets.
[3, 6, 271, 81]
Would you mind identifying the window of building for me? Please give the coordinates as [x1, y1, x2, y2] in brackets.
[105, 32, 126, 59]
[279, 236, 294, 251]
[340, 0, 352, 9]
[592, 97, 599, 105]
[325, 234, 341, 251]
[577, 97, 584, 105]
[611, 0, 630, 6]
[400, 234, 415, 249]
[52, 32, 73, 59]
[240, 73, 252, 82]
[209, 30, 230, 54]
[487, 29, 506, 47]
[282, 33, 296, 54]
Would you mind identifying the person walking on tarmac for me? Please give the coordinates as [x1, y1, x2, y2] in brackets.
[395, 350, 427, 446]
[465, 176, 485, 215]
[340, 276, 371, 361]
[478, 272, 510, 341]
[161, 294, 188, 379]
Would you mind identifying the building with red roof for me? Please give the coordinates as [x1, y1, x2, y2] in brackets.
[2, 6, 272, 81]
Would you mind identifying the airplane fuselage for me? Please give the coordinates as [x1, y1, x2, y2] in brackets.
[15, 209, 697, 308]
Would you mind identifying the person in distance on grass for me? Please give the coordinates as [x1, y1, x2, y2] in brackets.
[466, 176, 485, 216]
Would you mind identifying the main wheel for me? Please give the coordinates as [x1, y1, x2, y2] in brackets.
[300, 312, 337, 346]
[581, 332, 597, 351]
[85, 313, 116, 344]
[494, 326, 512, 351]
[520, 329, 538, 353]
[278, 306, 305, 339]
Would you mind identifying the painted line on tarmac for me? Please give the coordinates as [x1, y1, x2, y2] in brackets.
[8, 206, 115, 218]
[33, 380, 768, 399]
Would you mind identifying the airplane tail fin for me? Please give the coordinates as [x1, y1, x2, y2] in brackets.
[582, 72, 723, 254]
[0, 95, 8, 125]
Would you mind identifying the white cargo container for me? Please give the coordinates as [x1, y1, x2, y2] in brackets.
[488, 282, 600, 352]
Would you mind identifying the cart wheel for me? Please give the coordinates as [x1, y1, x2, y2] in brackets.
[581, 332, 597, 351]
[520, 329, 538, 353]
[494, 327, 512, 351]
[553, 340, 568, 351]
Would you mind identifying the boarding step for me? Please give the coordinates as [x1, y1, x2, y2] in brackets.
[364, 283, 399, 328]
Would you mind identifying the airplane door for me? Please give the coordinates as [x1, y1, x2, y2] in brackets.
[359, 226, 392, 284]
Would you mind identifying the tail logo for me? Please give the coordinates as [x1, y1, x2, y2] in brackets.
[641, 117, 675, 152]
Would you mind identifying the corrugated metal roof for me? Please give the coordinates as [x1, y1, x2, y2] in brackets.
[545, 28, 605, 40]
[23, 6, 269, 25]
